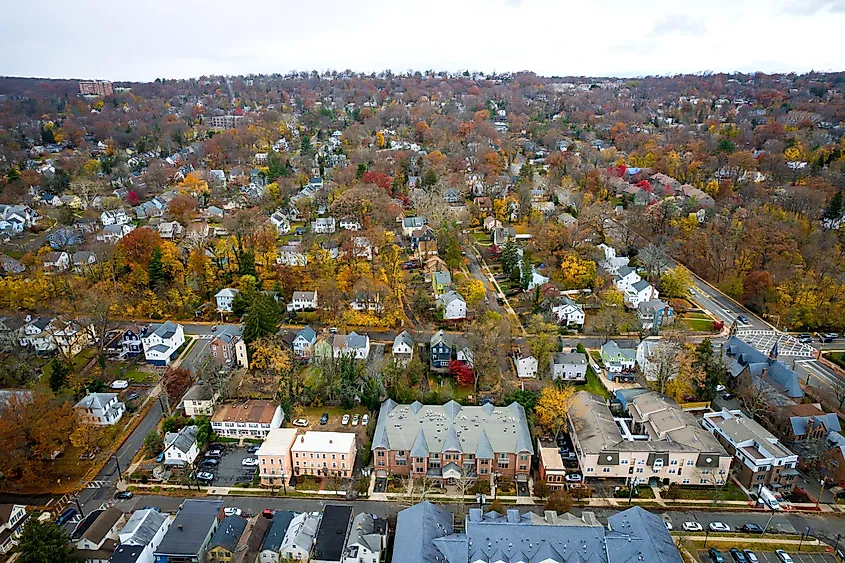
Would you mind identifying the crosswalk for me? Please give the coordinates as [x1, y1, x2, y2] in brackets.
[85, 480, 112, 489]
[198, 334, 215, 340]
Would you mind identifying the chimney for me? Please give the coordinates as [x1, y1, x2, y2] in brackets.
[329, 439, 333, 444]
[178, 524, 183, 531]
[301, 436, 305, 443]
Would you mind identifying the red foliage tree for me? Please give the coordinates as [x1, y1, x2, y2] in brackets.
[449, 360, 475, 387]
[361, 171, 393, 192]
[164, 366, 192, 401]
[117, 227, 163, 268]
[635, 179, 652, 192]
[126, 190, 140, 206]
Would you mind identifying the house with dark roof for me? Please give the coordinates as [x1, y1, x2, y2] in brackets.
[163, 425, 199, 466]
[141, 321, 185, 366]
[279, 512, 322, 561]
[259, 511, 297, 563]
[429, 330, 452, 370]
[371, 399, 533, 484]
[312, 505, 353, 563]
[116, 508, 171, 563]
[154, 499, 223, 563]
[343, 513, 387, 563]
[206, 515, 247, 563]
[720, 337, 803, 403]
[75, 507, 125, 563]
[787, 404, 842, 442]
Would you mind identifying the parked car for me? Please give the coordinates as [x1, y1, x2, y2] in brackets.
[564, 473, 583, 483]
[224, 507, 242, 517]
[708, 548, 724, 563]
[320, 412, 329, 425]
[342, 414, 350, 425]
[775, 551, 794, 563]
[115, 491, 134, 500]
[200, 459, 219, 467]
[205, 449, 222, 458]
[736, 315, 749, 325]
[247, 445, 260, 454]
[742, 550, 759, 563]
[110, 380, 129, 390]
[797, 334, 813, 343]
[362, 414, 369, 426]
[196, 471, 214, 482]
[722, 392, 735, 400]
[664, 521, 673, 531]
[352, 414, 360, 426]
[293, 419, 309, 427]
[155, 452, 165, 463]
[708, 522, 731, 532]
[328, 327, 338, 334]
[242, 457, 259, 467]
[730, 548, 747, 563]
[682, 522, 703, 532]
[740, 523, 764, 533]
[262, 509, 276, 519]
[56, 508, 77, 526]
[715, 385, 726, 392]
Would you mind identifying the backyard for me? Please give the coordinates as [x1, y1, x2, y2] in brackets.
[573, 368, 610, 399]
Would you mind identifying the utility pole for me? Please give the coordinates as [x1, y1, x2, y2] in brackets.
[760, 508, 776, 537]
[799, 527, 810, 551]
[73, 497, 85, 519]
[112, 455, 123, 482]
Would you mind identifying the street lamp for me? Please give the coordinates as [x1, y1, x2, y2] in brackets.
[704, 529, 710, 548]
[798, 527, 811, 551]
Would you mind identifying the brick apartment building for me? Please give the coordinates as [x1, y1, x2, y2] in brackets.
[371, 399, 533, 485]
[78, 80, 113, 96]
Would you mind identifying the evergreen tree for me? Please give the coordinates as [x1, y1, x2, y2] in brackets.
[18, 520, 77, 563]
[444, 238, 462, 274]
[520, 258, 533, 292]
[422, 168, 438, 188]
[823, 190, 844, 221]
[243, 293, 280, 343]
[500, 238, 519, 273]
[48, 358, 71, 392]
[237, 249, 256, 277]
[147, 247, 166, 289]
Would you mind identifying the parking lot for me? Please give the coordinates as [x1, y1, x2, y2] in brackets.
[199, 444, 259, 487]
[698, 551, 839, 563]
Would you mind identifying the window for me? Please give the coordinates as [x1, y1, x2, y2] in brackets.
[700, 479, 708, 484]
[602, 467, 611, 473]
[332, 454, 336, 460]
[481, 459, 489, 465]
[480, 469, 488, 475]
[520, 455, 528, 461]
[669, 469, 676, 474]
[636, 468, 644, 473]
[756, 474, 765, 481]
[670, 459, 678, 466]
[378, 461, 385, 467]
[637, 459, 644, 465]
[686, 460, 694, 466]
[398, 450, 405, 456]
[415, 457, 424, 463]
[587, 467, 595, 473]
[682, 479, 690, 484]
[499, 453, 507, 459]
[621, 459, 629, 465]
[396, 459, 406, 466]
[341, 454, 345, 460]
[432, 453, 440, 460]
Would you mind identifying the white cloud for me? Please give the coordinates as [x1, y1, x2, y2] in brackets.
[1, 0, 843, 80]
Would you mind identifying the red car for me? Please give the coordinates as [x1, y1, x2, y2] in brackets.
[262, 509, 275, 519]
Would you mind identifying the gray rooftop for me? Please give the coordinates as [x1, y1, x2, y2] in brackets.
[208, 515, 247, 553]
[392, 501, 453, 563]
[262, 511, 297, 553]
[433, 271, 452, 286]
[164, 425, 198, 455]
[155, 499, 223, 556]
[552, 352, 587, 366]
[118, 508, 169, 547]
[372, 399, 533, 456]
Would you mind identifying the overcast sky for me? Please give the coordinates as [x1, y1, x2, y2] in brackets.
[2, 0, 844, 81]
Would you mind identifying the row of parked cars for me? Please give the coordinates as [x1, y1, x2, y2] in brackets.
[672, 521, 765, 533]
[709, 548, 795, 563]
[292, 412, 369, 427]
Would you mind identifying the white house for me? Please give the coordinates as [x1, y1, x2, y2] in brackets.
[97, 223, 134, 243]
[142, 321, 185, 366]
[551, 297, 585, 327]
[614, 266, 641, 292]
[625, 280, 658, 308]
[339, 217, 363, 231]
[333, 332, 370, 360]
[311, 217, 336, 234]
[635, 339, 663, 381]
[19, 316, 57, 352]
[392, 331, 414, 366]
[0, 505, 28, 554]
[75, 393, 126, 425]
[51, 319, 95, 358]
[157, 221, 183, 239]
[100, 209, 130, 226]
[115, 508, 171, 563]
[43, 251, 70, 271]
[525, 268, 549, 291]
[277, 245, 308, 266]
[270, 210, 291, 234]
[215, 288, 239, 313]
[598, 243, 629, 275]
[292, 326, 317, 359]
[550, 351, 588, 382]
[287, 291, 318, 312]
[342, 513, 388, 563]
[163, 425, 199, 467]
[438, 291, 467, 320]
[513, 338, 538, 378]
[278, 512, 322, 561]
[402, 217, 426, 237]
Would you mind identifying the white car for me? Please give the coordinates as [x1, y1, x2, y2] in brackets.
[352, 414, 360, 426]
[292, 419, 309, 427]
[342, 414, 350, 425]
[715, 384, 726, 392]
[664, 521, 674, 531]
[196, 471, 214, 482]
[775, 551, 793, 563]
[110, 380, 129, 390]
[682, 522, 703, 532]
[241, 458, 258, 467]
[224, 507, 242, 517]
[564, 473, 583, 483]
[362, 414, 369, 426]
[708, 522, 731, 532]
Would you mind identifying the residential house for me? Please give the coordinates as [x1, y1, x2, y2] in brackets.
[474, 197, 492, 213]
[308, 177, 324, 190]
[483, 216, 503, 231]
[115, 508, 170, 563]
[788, 404, 842, 442]
[75, 507, 125, 563]
[163, 425, 199, 467]
[206, 516, 247, 563]
[142, 321, 185, 366]
[350, 291, 383, 314]
[157, 221, 183, 239]
[414, 232, 438, 261]
[339, 217, 363, 231]
[598, 244, 629, 275]
[430, 331, 452, 370]
[210, 329, 248, 368]
[103, 325, 144, 359]
[550, 351, 588, 382]
[51, 319, 95, 358]
[97, 224, 134, 243]
[431, 271, 452, 296]
[215, 288, 239, 313]
[311, 217, 336, 234]
[492, 226, 516, 247]
[702, 409, 799, 492]
[48, 228, 82, 250]
[19, 315, 57, 351]
[443, 188, 461, 203]
[277, 245, 308, 267]
[624, 279, 658, 308]
[557, 212, 578, 227]
[185, 221, 210, 243]
[551, 296, 585, 327]
[392, 331, 414, 366]
[43, 251, 70, 271]
[637, 299, 674, 330]
[101, 209, 130, 226]
[312, 505, 353, 563]
[720, 337, 804, 403]
[291, 431, 357, 478]
[402, 217, 426, 237]
[292, 326, 318, 359]
[206, 205, 225, 220]
[635, 339, 661, 381]
[75, 393, 126, 425]
[0, 254, 24, 274]
[537, 442, 569, 490]
[182, 382, 219, 417]
[258, 428, 299, 487]
[371, 399, 534, 484]
[0, 505, 28, 554]
[513, 338, 538, 379]
[287, 291, 317, 312]
[72, 251, 98, 272]
[392, 502, 683, 563]
[614, 265, 641, 292]
[600, 340, 636, 379]
[279, 512, 321, 562]
[523, 267, 549, 291]
[348, 237, 375, 261]
[259, 511, 297, 563]
[211, 400, 284, 439]
[0, 204, 37, 234]
[568, 391, 732, 486]
[438, 291, 467, 321]
[270, 210, 291, 235]
[333, 332, 371, 360]
[342, 514, 387, 563]
[232, 515, 271, 563]
[154, 500, 224, 563]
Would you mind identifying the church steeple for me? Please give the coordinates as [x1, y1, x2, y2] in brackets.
[768, 338, 779, 363]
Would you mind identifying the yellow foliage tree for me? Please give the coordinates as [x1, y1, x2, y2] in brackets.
[555, 253, 597, 290]
[375, 131, 386, 148]
[457, 278, 486, 308]
[177, 172, 209, 196]
[536, 386, 576, 439]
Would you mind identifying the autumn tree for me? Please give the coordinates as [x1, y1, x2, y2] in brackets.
[18, 520, 77, 563]
[70, 422, 102, 453]
[164, 367, 193, 404]
[449, 360, 475, 387]
[536, 385, 576, 439]
[527, 315, 558, 378]
[533, 479, 551, 500]
[545, 490, 574, 513]
[249, 336, 297, 401]
[660, 266, 692, 298]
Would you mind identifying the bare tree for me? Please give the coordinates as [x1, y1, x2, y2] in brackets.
[737, 372, 769, 420]
[638, 244, 671, 282]
[402, 475, 438, 503]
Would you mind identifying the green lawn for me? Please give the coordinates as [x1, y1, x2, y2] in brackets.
[667, 482, 747, 501]
[42, 347, 97, 379]
[685, 312, 712, 320]
[682, 318, 717, 332]
[472, 232, 492, 245]
[105, 361, 156, 383]
[429, 377, 474, 401]
[824, 352, 845, 370]
[573, 367, 610, 399]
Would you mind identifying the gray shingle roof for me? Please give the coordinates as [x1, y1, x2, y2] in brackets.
[392, 502, 453, 563]
[723, 337, 803, 398]
[607, 506, 683, 563]
[208, 515, 247, 553]
[155, 500, 223, 557]
[262, 511, 296, 553]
